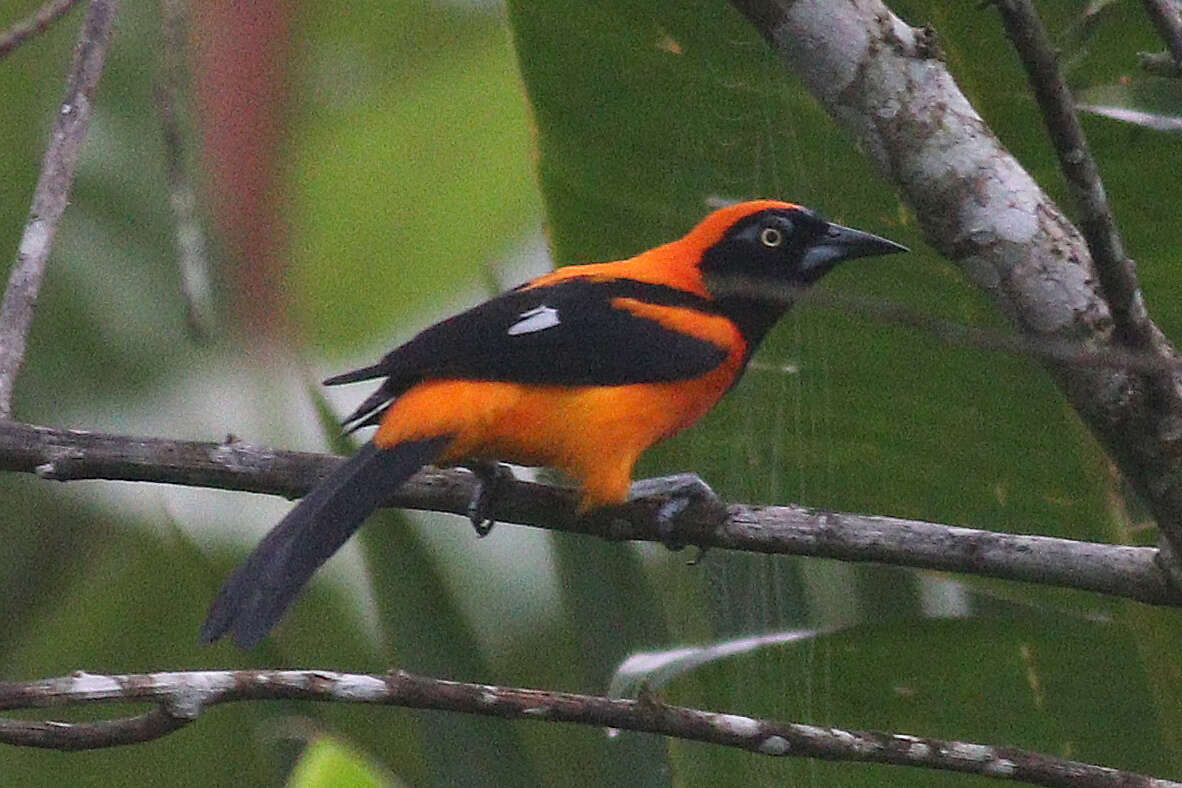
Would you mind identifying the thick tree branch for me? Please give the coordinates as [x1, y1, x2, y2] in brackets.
[0, 0, 118, 419]
[727, 0, 1182, 585]
[0, 0, 83, 60]
[0, 419, 1176, 608]
[0, 669, 1174, 787]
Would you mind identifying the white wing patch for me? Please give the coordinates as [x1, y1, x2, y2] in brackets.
[507, 305, 560, 336]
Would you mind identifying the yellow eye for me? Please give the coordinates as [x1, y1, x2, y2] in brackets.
[759, 227, 783, 248]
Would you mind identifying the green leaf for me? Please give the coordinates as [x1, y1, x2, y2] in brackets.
[287, 737, 404, 788]
[287, 15, 541, 351]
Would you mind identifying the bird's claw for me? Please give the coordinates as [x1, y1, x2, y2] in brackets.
[627, 473, 725, 551]
[465, 462, 514, 537]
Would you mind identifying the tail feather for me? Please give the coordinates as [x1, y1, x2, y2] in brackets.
[200, 437, 449, 648]
[340, 383, 398, 433]
[322, 364, 386, 386]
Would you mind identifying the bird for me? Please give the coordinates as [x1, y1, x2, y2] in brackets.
[200, 199, 907, 648]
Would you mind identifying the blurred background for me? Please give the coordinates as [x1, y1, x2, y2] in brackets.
[1, 0, 1180, 784]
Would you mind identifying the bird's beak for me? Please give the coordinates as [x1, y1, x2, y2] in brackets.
[801, 221, 909, 277]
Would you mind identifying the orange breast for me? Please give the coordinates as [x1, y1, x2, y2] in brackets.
[373, 349, 744, 510]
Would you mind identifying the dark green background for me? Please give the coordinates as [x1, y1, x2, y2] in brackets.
[0, 0, 1178, 784]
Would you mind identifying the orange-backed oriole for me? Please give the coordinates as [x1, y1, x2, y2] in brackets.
[201, 200, 906, 647]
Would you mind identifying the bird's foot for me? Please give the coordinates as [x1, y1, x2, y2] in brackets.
[627, 473, 726, 551]
[465, 462, 515, 537]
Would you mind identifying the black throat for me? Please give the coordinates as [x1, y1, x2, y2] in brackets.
[710, 294, 790, 357]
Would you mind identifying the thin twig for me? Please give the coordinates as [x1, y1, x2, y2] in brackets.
[1141, 0, 1182, 70]
[157, 0, 213, 340]
[992, 0, 1154, 352]
[0, 706, 186, 750]
[755, 283, 1182, 376]
[0, 420, 1175, 609]
[0, 0, 119, 419]
[1139, 50, 1182, 77]
[0, 0, 83, 60]
[0, 669, 1174, 788]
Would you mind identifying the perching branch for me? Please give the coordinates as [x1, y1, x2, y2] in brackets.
[0, 0, 119, 419]
[727, 0, 1182, 586]
[0, 668, 1175, 788]
[0, 419, 1176, 609]
[0, 0, 83, 60]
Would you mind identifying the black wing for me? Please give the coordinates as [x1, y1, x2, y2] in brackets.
[325, 277, 730, 430]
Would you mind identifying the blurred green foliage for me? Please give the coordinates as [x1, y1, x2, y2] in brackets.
[0, 0, 1180, 785]
[288, 736, 403, 788]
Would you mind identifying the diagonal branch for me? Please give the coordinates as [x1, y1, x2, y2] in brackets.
[157, 0, 214, 339]
[1141, 0, 1182, 71]
[0, 0, 83, 60]
[0, 419, 1176, 608]
[1139, 50, 1182, 77]
[0, 668, 1175, 787]
[992, 0, 1152, 353]
[0, 0, 119, 419]
[727, 0, 1182, 587]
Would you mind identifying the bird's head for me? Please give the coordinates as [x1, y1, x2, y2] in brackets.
[653, 199, 908, 343]
[694, 200, 908, 300]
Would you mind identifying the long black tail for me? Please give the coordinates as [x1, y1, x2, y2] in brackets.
[200, 437, 448, 648]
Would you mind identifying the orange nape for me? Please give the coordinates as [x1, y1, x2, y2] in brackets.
[525, 199, 799, 298]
